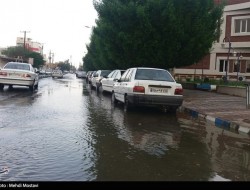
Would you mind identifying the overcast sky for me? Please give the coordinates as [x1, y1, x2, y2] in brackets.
[0, 0, 98, 68]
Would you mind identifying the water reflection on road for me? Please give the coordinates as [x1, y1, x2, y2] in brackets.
[0, 74, 249, 181]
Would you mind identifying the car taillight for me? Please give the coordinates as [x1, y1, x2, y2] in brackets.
[133, 86, 145, 93]
[0, 72, 7, 76]
[175, 88, 183, 95]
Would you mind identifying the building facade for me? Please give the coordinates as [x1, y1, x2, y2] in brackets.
[174, 0, 250, 82]
[16, 37, 43, 54]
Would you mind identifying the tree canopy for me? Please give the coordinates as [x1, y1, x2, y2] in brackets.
[83, 0, 224, 71]
[2, 46, 45, 68]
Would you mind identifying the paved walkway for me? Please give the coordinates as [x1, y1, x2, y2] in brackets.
[182, 89, 250, 134]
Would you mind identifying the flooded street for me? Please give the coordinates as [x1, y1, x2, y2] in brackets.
[0, 74, 250, 181]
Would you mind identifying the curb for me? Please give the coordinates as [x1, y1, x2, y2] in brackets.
[180, 106, 250, 135]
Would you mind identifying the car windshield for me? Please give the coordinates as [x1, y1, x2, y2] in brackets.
[4, 63, 30, 71]
[135, 69, 175, 82]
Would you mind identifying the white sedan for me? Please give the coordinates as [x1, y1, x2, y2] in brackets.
[101, 69, 125, 93]
[52, 70, 63, 78]
[112, 67, 183, 112]
[0, 62, 39, 91]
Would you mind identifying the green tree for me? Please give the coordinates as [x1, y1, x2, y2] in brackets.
[2, 46, 45, 68]
[2, 46, 28, 59]
[57, 61, 71, 72]
[83, 0, 223, 70]
[26, 51, 45, 68]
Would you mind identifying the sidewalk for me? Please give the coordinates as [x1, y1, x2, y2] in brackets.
[181, 89, 250, 135]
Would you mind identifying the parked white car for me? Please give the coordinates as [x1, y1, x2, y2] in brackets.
[112, 67, 183, 112]
[101, 69, 125, 93]
[0, 62, 39, 91]
[52, 70, 63, 78]
[91, 70, 111, 91]
[76, 71, 86, 78]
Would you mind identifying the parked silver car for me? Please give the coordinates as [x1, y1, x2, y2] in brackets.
[76, 71, 86, 78]
[52, 70, 63, 78]
[0, 62, 39, 91]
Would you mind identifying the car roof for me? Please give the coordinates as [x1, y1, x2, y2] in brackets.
[6, 62, 31, 66]
[134, 67, 166, 71]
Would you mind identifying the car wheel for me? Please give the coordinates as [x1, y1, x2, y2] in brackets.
[97, 84, 103, 93]
[9, 85, 13, 90]
[0, 84, 4, 90]
[29, 81, 35, 91]
[124, 96, 132, 112]
[111, 92, 118, 105]
[35, 83, 39, 90]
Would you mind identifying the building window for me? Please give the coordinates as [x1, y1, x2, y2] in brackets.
[246, 61, 250, 73]
[219, 60, 228, 72]
[235, 19, 250, 33]
[232, 16, 250, 36]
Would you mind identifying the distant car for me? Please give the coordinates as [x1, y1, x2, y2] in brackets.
[0, 62, 39, 91]
[76, 71, 86, 78]
[112, 67, 183, 112]
[101, 69, 125, 93]
[52, 70, 63, 78]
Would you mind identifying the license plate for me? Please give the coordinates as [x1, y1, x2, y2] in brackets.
[8, 73, 20, 77]
[150, 88, 168, 93]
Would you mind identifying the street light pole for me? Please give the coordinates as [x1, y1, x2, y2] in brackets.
[235, 52, 243, 81]
[222, 37, 232, 82]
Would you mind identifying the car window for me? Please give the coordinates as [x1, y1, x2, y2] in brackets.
[114, 70, 125, 79]
[135, 69, 175, 82]
[4, 63, 30, 71]
[112, 71, 118, 79]
[124, 69, 134, 82]
[120, 69, 130, 82]
[107, 70, 116, 78]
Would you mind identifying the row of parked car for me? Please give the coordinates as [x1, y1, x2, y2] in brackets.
[85, 67, 183, 112]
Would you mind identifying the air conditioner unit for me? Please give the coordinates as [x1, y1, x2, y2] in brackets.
[238, 76, 246, 81]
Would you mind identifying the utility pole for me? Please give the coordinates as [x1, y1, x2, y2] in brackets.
[70, 55, 72, 71]
[20, 31, 30, 51]
[49, 50, 52, 64]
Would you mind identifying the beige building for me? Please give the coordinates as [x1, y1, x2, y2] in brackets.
[16, 37, 43, 54]
[174, 0, 250, 82]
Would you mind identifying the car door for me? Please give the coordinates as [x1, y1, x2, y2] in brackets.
[108, 70, 118, 92]
[114, 69, 130, 102]
[121, 69, 135, 101]
[117, 69, 134, 103]
[102, 70, 115, 92]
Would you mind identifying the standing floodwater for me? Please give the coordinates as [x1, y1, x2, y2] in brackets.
[0, 74, 250, 181]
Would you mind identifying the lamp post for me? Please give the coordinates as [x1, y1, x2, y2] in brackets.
[233, 52, 243, 81]
[221, 37, 232, 82]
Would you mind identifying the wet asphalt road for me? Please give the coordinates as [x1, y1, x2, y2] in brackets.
[0, 73, 250, 181]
